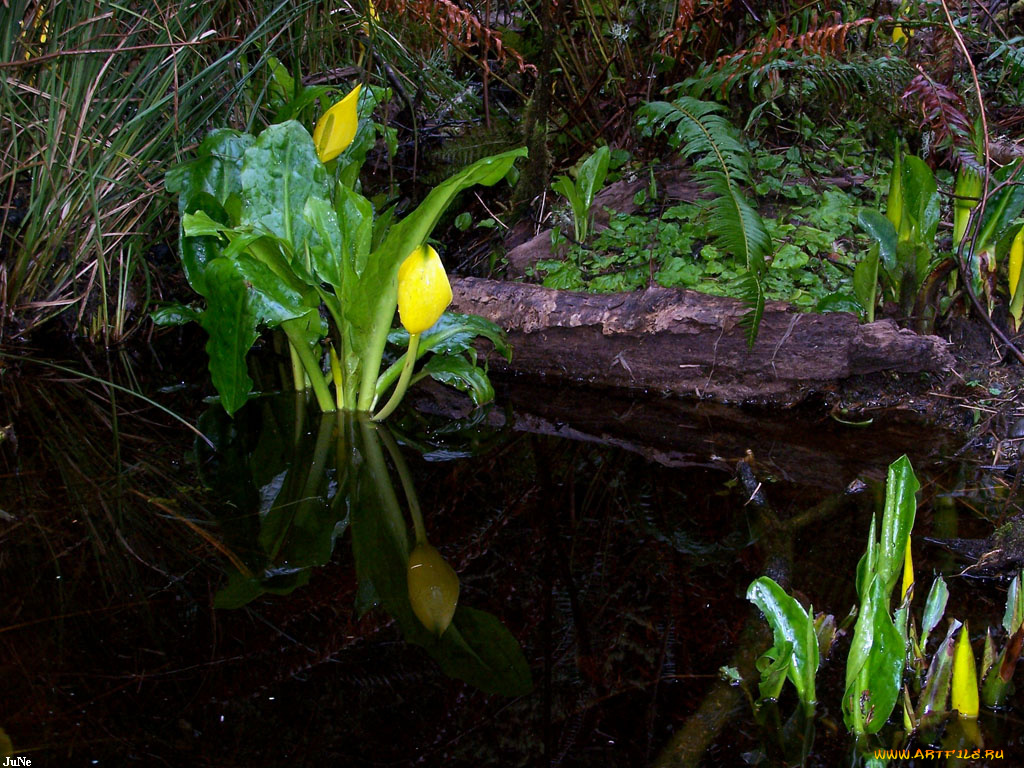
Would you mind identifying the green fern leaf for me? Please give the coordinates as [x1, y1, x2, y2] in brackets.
[637, 96, 770, 345]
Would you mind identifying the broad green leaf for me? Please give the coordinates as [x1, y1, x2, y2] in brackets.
[421, 353, 496, 406]
[747, 576, 818, 709]
[240, 121, 330, 261]
[151, 303, 201, 327]
[844, 574, 904, 735]
[901, 155, 940, 242]
[879, 455, 919, 599]
[354, 148, 527, 410]
[201, 258, 259, 415]
[335, 183, 374, 282]
[230, 254, 324, 333]
[855, 514, 877, 603]
[814, 292, 863, 316]
[177, 194, 230, 295]
[167, 129, 253, 210]
[577, 145, 611, 216]
[859, 210, 898, 275]
[387, 312, 511, 363]
[552, 174, 584, 238]
[304, 195, 344, 289]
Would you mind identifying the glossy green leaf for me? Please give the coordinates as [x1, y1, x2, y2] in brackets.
[859, 210, 898, 275]
[921, 575, 949, 648]
[844, 574, 905, 734]
[303, 195, 344, 289]
[381, 311, 512, 396]
[354, 148, 526, 410]
[1003, 571, 1024, 635]
[166, 129, 253, 210]
[577, 145, 611, 213]
[421, 353, 496, 406]
[901, 155, 940, 243]
[879, 455, 919, 599]
[756, 641, 793, 702]
[855, 514, 877, 603]
[917, 620, 959, 719]
[240, 121, 330, 261]
[747, 576, 818, 709]
[201, 258, 258, 415]
[976, 161, 1024, 252]
[150, 303, 201, 327]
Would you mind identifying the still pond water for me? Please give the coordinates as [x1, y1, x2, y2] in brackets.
[1, 359, 1022, 767]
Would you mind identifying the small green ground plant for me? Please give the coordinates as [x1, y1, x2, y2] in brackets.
[534, 127, 875, 316]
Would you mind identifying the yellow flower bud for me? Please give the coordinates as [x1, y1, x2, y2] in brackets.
[312, 84, 361, 163]
[901, 537, 914, 603]
[1010, 226, 1023, 300]
[952, 622, 979, 719]
[407, 543, 460, 636]
[398, 245, 453, 334]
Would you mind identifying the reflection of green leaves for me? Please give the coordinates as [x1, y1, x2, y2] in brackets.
[747, 576, 819, 711]
[350, 421, 531, 695]
[200, 403, 351, 608]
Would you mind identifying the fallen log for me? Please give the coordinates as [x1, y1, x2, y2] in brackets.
[450, 277, 954, 405]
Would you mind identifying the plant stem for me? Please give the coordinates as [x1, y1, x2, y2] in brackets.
[357, 284, 401, 412]
[358, 418, 410, 552]
[378, 426, 426, 546]
[282, 319, 336, 412]
[371, 332, 420, 422]
[288, 341, 305, 392]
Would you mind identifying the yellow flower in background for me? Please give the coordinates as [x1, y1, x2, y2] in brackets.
[407, 543, 460, 635]
[398, 245, 453, 334]
[312, 84, 361, 163]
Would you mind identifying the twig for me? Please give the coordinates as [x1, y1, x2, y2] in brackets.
[0, 36, 237, 69]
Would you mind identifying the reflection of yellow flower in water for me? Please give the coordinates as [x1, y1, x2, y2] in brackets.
[312, 84, 361, 163]
[407, 543, 460, 636]
[398, 245, 453, 334]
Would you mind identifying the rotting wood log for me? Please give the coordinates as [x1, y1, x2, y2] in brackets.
[450, 277, 954, 406]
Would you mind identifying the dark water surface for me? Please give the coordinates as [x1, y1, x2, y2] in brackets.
[2, 363, 1023, 767]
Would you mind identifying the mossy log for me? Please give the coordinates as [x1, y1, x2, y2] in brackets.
[450, 277, 954, 406]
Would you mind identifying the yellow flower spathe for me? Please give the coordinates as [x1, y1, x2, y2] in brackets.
[398, 245, 453, 334]
[901, 537, 914, 604]
[312, 84, 361, 163]
[407, 543, 460, 636]
[952, 622, 980, 719]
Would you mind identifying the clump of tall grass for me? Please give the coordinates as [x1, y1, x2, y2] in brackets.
[0, 0, 359, 345]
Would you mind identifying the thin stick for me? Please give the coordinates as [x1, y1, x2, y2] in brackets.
[0, 36, 237, 69]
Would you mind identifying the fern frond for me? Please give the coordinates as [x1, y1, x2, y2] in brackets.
[902, 71, 979, 171]
[734, 273, 765, 349]
[637, 96, 770, 345]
